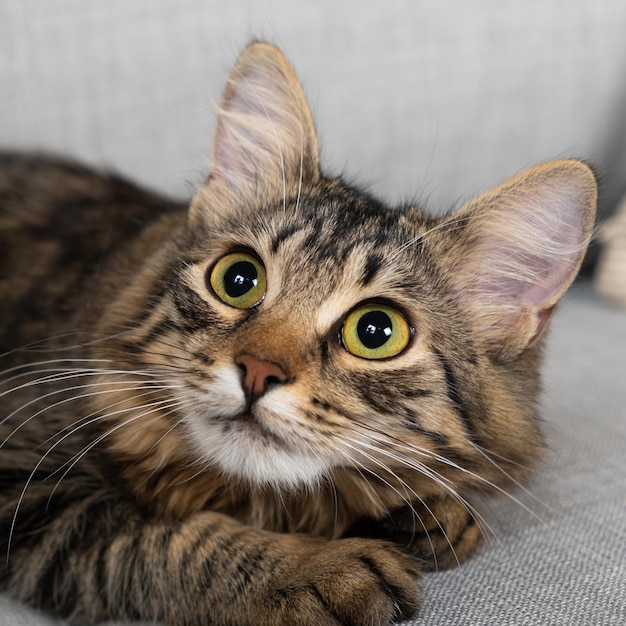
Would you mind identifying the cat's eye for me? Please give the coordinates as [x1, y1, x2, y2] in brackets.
[208, 251, 267, 309]
[341, 303, 412, 360]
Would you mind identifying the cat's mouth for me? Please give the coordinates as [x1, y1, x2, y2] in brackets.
[185, 397, 329, 489]
[224, 410, 286, 446]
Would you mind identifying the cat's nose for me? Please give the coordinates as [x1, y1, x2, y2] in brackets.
[235, 353, 288, 403]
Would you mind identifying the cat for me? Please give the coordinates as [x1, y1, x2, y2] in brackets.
[0, 42, 596, 626]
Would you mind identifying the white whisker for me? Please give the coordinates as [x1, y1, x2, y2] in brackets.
[469, 442, 553, 515]
[5, 397, 184, 569]
[0, 367, 169, 401]
[352, 428, 497, 548]
[0, 378, 183, 440]
[49, 397, 186, 484]
[389, 215, 469, 260]
[336, 434, 443, 566]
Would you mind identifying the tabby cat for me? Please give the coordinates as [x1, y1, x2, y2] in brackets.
[0, 43, 596, 626]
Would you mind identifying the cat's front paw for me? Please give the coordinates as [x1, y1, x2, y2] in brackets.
[346, 494, 483, 571]
[262, 537, 421, 626]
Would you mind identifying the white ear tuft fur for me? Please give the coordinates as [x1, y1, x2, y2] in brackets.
[449, 160, 597, 360]
[200, 42, 319, 213]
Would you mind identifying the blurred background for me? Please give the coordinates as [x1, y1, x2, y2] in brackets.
[2, 0, 626, 263]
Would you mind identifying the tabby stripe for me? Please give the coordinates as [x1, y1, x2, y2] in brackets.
[197, 531, 265, 601]
[302, 217, 325, 252]
[101, 534, 143, 618]
[361, 254, 383, 286]
[231, 547, 272, 596]
[304, 409, 333, 425]
[320, 339, 330, 364]
[184, 521, 228, 572]
[402, 388, 433, 399]
[192, 351, 215, 366]
[435, 350, 476, 436]
[136, 317, 180, 349]
[190, 525, 255, 582]
[37, 556, 80, 613]
[270, 224, 302, 253]
[449, 512, 476, 546]
[412, 501, 473, 545]
[436, 446, 479, 471]
[172, 285, 217, 332]
[94, 541, 110, 605]
[307, 583, 346, 626]
[30, 496, 113, 612]
[310, 397, 355, 424]
[403, 419, 448, 445]
[126, 282, 169, 326]
[357, 555, 409, 608]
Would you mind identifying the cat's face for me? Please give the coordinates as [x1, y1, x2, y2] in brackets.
[172, 185, 471, 489]
[94, 44, 596, 513]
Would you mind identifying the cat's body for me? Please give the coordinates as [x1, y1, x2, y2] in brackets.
[0, 44, 596, 625]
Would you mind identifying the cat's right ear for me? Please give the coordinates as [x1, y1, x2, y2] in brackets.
[191, 42, 320, 221]
[444, 160, 597, 361]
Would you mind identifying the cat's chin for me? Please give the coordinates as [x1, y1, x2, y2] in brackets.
[184, 410, 330, 491]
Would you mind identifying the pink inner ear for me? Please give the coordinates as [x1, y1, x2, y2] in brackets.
[207, 45, 319, 205]
[451, 161, 596, 357]
[521, 257, 579, 310]
[469, 185, 590, 313]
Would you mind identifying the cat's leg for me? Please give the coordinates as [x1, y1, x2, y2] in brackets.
[2, 487, 421, 626]
[346, 493, 483, 571]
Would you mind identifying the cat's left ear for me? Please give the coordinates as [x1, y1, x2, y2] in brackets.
[193, 42, 320, 219]
[446, 160, 597, 361]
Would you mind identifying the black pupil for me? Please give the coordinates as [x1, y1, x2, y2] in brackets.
[357, 310, 393, 349]
[223, 261, 258, 298]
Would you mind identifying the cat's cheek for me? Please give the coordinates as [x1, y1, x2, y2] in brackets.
[183, 363, 246, 416]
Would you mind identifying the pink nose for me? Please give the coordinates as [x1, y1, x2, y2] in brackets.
[235, 353, 288, 403]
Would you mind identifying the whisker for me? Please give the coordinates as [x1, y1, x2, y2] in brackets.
[0, 360, 114, 386]
[5, 397, 184, 569]
[354, 419, 543, 524]
[469, 442, 553, 515]
[339, 434, 464, 568]
[359, 422, 547, 540]
[389, 215, 469, 260]
[49, 397, 186, 484]
[0, 329, 136, 357]
[336, 435, 442, 563]
[0, 379, 183, 442]
[0, 367, 169, 400]
[352, 428, 497, 548]
[38, 385, 185, 448]
[44, 400, 186, 512]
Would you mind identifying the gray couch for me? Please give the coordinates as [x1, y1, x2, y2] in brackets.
[2, 1, 625, 624]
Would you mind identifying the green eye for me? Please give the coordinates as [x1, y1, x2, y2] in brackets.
[209, 252, 266, 309]
[341, 304, 411, 360]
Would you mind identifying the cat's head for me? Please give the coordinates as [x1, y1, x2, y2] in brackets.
[97, 44, 596, 514]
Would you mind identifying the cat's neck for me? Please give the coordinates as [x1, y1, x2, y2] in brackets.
[106, 439, 434, 538]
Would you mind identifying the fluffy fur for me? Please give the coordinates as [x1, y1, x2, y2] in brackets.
[0, 43, 596, 625]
